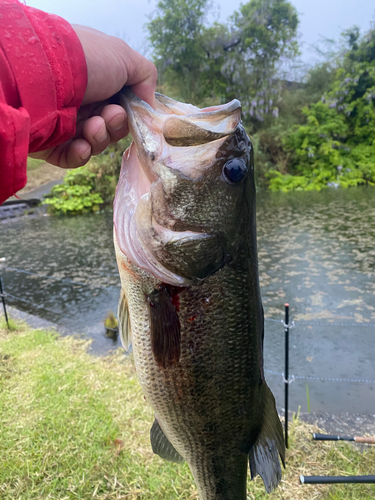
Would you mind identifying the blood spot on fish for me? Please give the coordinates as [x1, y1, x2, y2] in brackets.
[120, 260, 138, 279]
[162, 283, 184, 312]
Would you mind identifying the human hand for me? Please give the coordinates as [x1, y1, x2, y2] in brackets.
[30, 26, 157, 168]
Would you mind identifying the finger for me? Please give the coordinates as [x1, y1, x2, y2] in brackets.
[75, 102, 107, 138]
[101, 104, 129, 143]
[41, 139, 92, 168]
[124, 47, 157, 108]
[82, 115, 111, 155]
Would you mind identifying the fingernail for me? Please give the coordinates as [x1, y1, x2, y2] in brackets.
[80, 148, 91, 160]
[94, 124, 108, 143]
[108, 114, 125, 132]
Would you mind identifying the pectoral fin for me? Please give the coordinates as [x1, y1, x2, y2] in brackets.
[118, 291, 132, 351]
[249, 384, 285, 493]
[150, 419, 184, 463]
[147, 286, 181, 368]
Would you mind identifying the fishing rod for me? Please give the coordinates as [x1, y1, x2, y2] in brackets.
[300, 475, 375, 484]
[313, 433, 375, 445]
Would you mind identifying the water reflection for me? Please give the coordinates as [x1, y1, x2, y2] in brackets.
[0, 187, 374, 414]
[257, 187, 375, 414]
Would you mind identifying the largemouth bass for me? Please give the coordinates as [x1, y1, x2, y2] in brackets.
[113, 89, 285, 499]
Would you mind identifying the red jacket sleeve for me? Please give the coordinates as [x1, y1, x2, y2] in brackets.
[0, 0, 87, 204]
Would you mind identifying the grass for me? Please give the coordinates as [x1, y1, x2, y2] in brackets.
[0, 319, 374, 499]
[13, 158, 67, 196]
[26, 158, 46, 171]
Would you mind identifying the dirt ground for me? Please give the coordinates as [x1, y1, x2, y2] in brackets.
[18, 159, 66, 195]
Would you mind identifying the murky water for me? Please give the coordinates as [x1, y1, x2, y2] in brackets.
[1, 186, 374, 414]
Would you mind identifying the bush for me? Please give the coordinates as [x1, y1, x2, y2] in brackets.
[43, 137, 131, 215]
[271, 28, 375, 192]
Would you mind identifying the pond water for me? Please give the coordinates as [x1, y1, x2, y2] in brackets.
[1, 186, 374, 415]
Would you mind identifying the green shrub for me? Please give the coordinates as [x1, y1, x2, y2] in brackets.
[43, 169, 104, 214]
[43, 137, 131, 215]
[271, 28, 375, 192]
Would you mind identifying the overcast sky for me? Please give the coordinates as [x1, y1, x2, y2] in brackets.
[27, 0, 375, 64]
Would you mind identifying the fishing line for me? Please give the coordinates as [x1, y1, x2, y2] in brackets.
[2, 266, 118, 290]
[264, 369, 375, 385]
[264, 317, 375, 328]
[5, 292, 64, 316]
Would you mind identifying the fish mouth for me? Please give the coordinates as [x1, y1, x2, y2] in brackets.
[118, 89, 242, 176]
[114, 90, 243, 285]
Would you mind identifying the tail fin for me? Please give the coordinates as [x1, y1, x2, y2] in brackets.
[249, 384, 285, 493]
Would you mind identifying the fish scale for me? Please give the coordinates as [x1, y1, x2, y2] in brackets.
[114, 89, 285, 498]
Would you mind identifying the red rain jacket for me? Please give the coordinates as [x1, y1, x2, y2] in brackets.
[0, 0, 87, 204]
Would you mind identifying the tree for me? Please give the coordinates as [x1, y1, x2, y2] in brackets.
[147, 0, 300, 115]
[270, 27, 375, 191]
[224, 0, 299, 127]
[147, 0, 210, 103]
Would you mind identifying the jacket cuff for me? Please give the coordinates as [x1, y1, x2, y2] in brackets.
[0, 0, 87, 153]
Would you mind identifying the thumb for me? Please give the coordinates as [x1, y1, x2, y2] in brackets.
[124, 46, 158, 109]
[73, 26, 157, 107]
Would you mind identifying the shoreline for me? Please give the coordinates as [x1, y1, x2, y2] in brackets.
[1, 305, 374, 439]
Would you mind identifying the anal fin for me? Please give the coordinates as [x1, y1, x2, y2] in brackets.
[118, 290, 132, 351]
[150, 419, 184, 463]
[249, 384, 285, 493]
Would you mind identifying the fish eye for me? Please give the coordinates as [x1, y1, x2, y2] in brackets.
[222, 158, 247, 184]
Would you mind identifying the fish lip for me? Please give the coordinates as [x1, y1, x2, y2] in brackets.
[118, 88, 243, 187]
[118, 88, 241, 120]
[118, 88, 242, 158]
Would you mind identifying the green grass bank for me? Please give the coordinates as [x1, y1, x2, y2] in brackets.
[1, 320, 374, 499]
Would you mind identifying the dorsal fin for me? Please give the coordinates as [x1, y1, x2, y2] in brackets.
[118, 290, 132, 351]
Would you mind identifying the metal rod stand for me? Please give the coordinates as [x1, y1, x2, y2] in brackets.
[284, 303, 289, 449]
[0, 277, 9, 328]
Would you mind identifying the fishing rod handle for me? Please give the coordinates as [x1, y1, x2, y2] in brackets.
[354, 436, 375, 444]
[313, 433, 375, 444]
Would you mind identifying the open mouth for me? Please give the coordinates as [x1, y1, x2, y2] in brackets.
[114, 144, 211, 286]
[113, 90, 243, 285]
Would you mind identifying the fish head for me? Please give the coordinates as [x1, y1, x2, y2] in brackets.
[114, 90, 255, 286]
